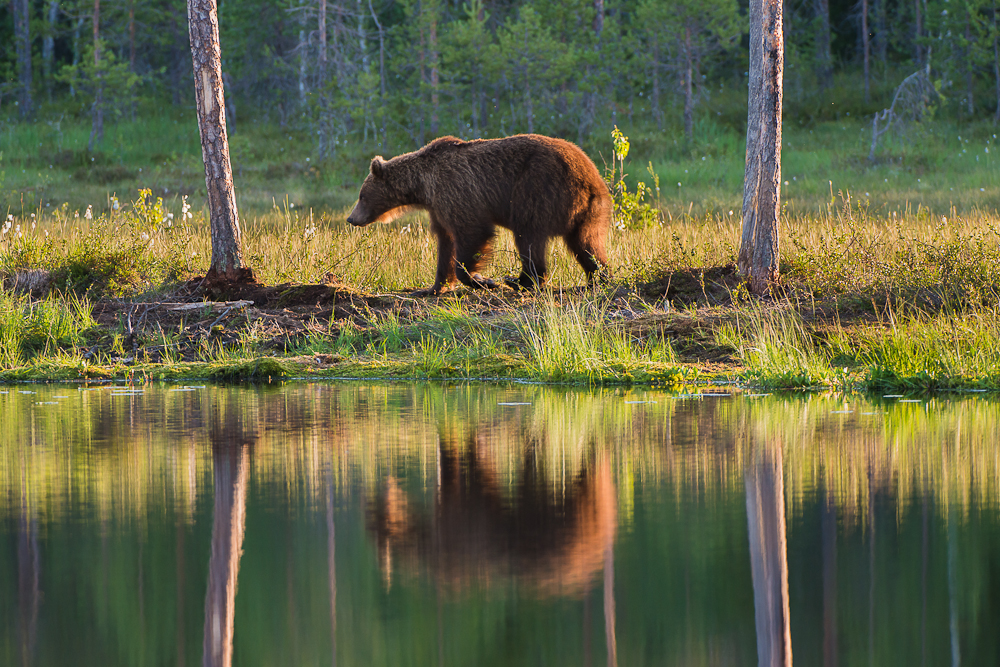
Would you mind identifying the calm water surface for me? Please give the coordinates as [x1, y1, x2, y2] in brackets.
[2, 382, 999, 666]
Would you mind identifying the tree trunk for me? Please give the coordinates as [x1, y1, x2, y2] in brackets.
[129, 0, 136, 72]
[994, 5, 1000, 124]
[652, 46, 661, 130]
[862, 0, 870, 103]
[14, 0, 33, 118]
[44, 0, 59, 100]
[429, 0, 439, 136]
[745, 443, 793, 667]
[88, 0, 104, 152]
[188, 0, 252, 284]
[739, 0, 783, 295]
[684, 25, 694, 140]
[369, 0, 387, 148]
[966, 16, 975, 116]
[914, 0, 923, 65]
[202, 442, 249, 667]
[298, 0, 308, 107]
[815, 0, 832, 89]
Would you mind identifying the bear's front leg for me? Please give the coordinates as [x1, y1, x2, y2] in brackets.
[412, 225, 457, 297]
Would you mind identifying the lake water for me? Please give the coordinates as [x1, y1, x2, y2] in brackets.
[2, 382, 999, 666]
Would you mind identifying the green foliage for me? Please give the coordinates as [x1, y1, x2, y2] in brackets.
[56, 41, 141, 124]
[605, 127, 662, 230]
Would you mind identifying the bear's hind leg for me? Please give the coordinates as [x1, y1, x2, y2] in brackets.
[565, 225, 611, 285]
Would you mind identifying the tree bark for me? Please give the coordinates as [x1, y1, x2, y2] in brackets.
[14, 0, 33, 118]
[745, 443, 793, 667]
[966, 16, 975, 117]
[862, 0, 870, 103]
[739, 0, 783, 295]
[994, 5, 1000, 124]
[88, 0, 104, 152]
[815, 0, 832, 89]
[129, 0, 136, 72]
[428, 0, 439, 136]
[188, 0, 252, 284]
[683, 25, 694, 140]
[44, 0, 59, 100]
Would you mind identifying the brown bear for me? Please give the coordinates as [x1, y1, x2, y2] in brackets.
[346, 134, 612, 294]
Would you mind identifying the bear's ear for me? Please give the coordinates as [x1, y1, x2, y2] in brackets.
[370, 156, 386, 179]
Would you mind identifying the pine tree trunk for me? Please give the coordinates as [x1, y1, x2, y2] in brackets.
[862, 0, 870, 103]
[652, 36, 661, 130]
[44, 0, 59, 100]
[816, 0, 832, 89]
[683, 26, 694, 140]
[915, 0, 923, 65]
[129, 1, 136, 71]
[739, 0, 783, 295]
[966, 17, 975, 116]
[994, 6, 1000, 124]
[14, 0, 33, 118]
[429, 0, 439, 136]
[188, 0, 252, 284]
[88, 0, 104, 152]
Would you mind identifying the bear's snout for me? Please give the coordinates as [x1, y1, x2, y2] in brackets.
[346, 203, 366, 226]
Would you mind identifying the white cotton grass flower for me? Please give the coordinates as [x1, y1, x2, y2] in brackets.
[85, 205, 93, 220]
[181, 196, 193, 221]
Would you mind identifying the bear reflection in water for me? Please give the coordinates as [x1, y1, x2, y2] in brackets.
[367, 432, 617, 597]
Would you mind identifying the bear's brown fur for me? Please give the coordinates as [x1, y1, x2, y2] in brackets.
[346, 134, 612, 294]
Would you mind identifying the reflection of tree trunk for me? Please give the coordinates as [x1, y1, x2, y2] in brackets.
[867, 452, 875, 667]
[202, 443, 249, 667]
[327, 472, 337, 667]
[18, 462, 40, 667]
[948, 501, 961, 667]
[178, 521, 187, 667]
[746, 444, 792, 667]
[920, 493, 928, 667]
[604, 544, 617, 667]
[822, 485, 837, 667]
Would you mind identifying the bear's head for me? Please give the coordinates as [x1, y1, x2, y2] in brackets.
[347, 156, 406, 227]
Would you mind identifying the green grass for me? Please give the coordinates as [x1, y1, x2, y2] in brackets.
[0, 291, 96, 367]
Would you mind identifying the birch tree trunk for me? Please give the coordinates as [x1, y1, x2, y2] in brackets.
[14, 0, 33, 118]
[188, 0, 253, 284]
[739, 0, 783, 295]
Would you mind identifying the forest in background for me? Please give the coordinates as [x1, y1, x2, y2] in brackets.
[4, 0, 1000, 161]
